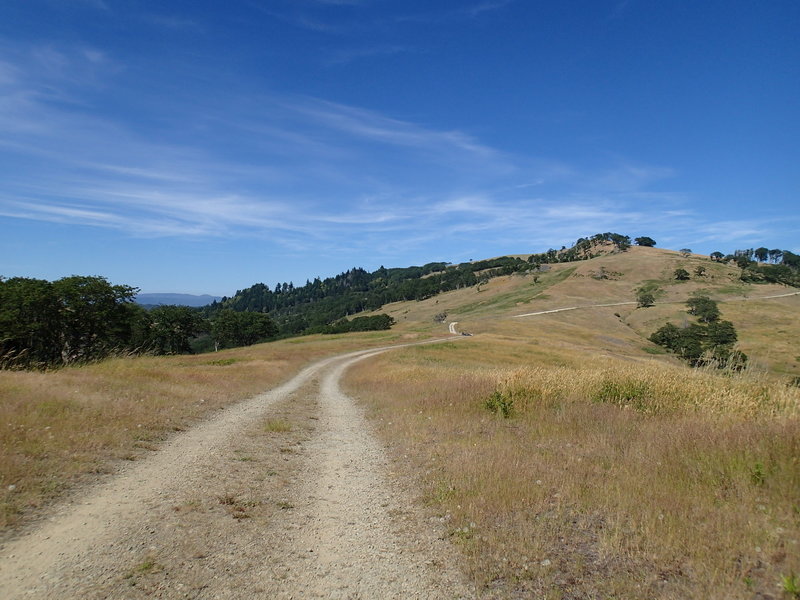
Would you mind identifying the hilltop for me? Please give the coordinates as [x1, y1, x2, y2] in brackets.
[368, 245, 800, 379]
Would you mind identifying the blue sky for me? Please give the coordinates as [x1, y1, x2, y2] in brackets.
[1, 0, 797, 295]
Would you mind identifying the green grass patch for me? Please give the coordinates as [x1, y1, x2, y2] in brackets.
[643, 346, 667, 355]
[205, 358, 239, 366]
[264, 419, 292, 433]
[457, 267, 576, 315]
[590, 378, 656, 413]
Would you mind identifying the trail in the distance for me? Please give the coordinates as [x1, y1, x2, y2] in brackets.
[512, 290, 800, 318]
[0, 340, 470, 599]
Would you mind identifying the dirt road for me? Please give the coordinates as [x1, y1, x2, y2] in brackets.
[0, 345, 471, 599]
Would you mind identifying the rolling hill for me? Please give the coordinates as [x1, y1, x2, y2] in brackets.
[369, 245, 800, 379]
[2, 238, 798, 599]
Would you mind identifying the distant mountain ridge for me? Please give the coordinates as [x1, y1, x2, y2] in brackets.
[135, 293, 222, 307]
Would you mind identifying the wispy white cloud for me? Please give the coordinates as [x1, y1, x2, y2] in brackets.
[3, 38, 792, 265]
[392, 0, 515, 26]
[285, 97, 505, 167]
[246, 3, 343, 33]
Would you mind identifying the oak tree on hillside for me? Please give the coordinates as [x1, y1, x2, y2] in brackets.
[650, 296, 745, 369]
[674, 268, 690, 281]
[686, 295, 720, 323]
[636, 289, 656, 307]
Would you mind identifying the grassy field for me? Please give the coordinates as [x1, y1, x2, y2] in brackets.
[344, 248, 800, 598]
[345, 340, 800, 599]
[0, 330, 421, 532]
[3, 246, 799, 597]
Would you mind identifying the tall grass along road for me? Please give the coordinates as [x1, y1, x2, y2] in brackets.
[0, 341, 470, 599]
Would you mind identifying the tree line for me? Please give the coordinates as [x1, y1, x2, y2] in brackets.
[0, 274, 402, 369]
[1, 232, 660, 369]
[709, 247, 800, 287]
[203, 257, 535, 337]
[0, 276, 275, 369]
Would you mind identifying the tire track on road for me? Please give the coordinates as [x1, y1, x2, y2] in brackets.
[0, 339, 470, 599]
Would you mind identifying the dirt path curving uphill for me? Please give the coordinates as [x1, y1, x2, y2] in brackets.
[0, 344, 472, 599]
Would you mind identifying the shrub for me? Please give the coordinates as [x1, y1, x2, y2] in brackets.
[591, 378, 654, 412]
[636, 283, 660, 308]
[484, 390, 514, 418]
[674, 268, 690, 281]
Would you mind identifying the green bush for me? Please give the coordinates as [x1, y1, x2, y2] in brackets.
[484, 390, 514, 418]
[591, 378, 653, 412]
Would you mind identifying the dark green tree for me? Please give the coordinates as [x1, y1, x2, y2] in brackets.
[634, 236, 656, 247]
[52, 276, 138, 364]
[1, 275, 140, 368]
[706, 320, 737, 347]
[144, 305, 206, 355]
[0, 277, 62, 367]
[674, 268, 690, 281]
[636, 288, 656, 307]
[649, 322, 682, 349]
[211, 310, 277, 350]
[650, 296, 744, 369]
[754, 247, 769, 262]
[686, 295, 720, 323]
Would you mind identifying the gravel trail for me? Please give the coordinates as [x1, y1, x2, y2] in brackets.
[0, 343, 471, 599]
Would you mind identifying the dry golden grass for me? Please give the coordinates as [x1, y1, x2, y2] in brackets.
[384, 247, 800, 381]
[345, 340, 800, 599]
[3, 243, 798, 597]
[0, 330, 412, 532]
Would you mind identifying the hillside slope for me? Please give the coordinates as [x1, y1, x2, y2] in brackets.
[373, 246, 800, 378]
[345, 247, 800, 598]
